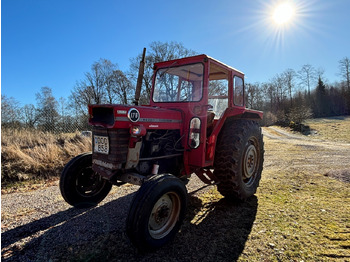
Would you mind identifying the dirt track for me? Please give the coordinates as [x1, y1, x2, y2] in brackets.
[262, 126, 350, 181]
[263, 126, 350, 150]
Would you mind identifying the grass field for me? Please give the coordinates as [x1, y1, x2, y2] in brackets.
[305, 116, 350, 143]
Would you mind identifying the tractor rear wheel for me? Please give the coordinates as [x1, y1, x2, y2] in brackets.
[214, 119, 264, 200]
[126, 174, 187, 251]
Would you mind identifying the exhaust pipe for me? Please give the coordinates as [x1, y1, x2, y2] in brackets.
[134, 47, 146, 106]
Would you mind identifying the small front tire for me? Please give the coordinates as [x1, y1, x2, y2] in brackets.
[126, 174, 187, 251]
[60, 152, 112, 208]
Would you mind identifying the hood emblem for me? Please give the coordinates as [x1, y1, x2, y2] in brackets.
[128, 108, 140, 122]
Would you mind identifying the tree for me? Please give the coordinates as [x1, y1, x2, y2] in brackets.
[282, 69, 296, 106]
[328, 84, 347, 116]
[313, 76, 329, 117]
[110, 70, 133, 104]
[36, 87, 59, 132]
[1, 95, 21, 128]
[246, 82, 263, 110]
[339, 57, 350, 91]
[129, 41, 196, 104]
[270, 74, 288, 112]
[23, 104, 38, 128]
[71, 58, 132, 115]
[72, 59, 114, 108]
[298, 64, 316, 97]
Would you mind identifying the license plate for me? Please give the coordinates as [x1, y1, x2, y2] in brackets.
[94, 135, 109, 154]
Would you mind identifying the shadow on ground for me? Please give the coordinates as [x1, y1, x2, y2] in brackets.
[2, 190, 258, 262]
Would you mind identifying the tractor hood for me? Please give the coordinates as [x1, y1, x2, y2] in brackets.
[88, 104, 183, 130]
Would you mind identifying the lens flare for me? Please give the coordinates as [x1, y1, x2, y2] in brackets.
[273, 2, 295, 25]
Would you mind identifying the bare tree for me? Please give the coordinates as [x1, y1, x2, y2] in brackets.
[1, 95, 21, 128]
[71, 58, 132, 113]
[298, 64, 316, 97]
[129, 41, 196, 104]
[339, 57, 350, 91]
[262, 82, 276, 111]
[72, 59, 117, 113]
[246, 83, 263, 110]
[272, 74, 287, 109]
[23, 104, 38, 128]
[111, 70, 133, 104]
[36, 87, 59, 132]
[282, 69, 296, 106]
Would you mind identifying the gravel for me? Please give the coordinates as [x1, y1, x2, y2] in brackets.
[1, 175, 213, 262]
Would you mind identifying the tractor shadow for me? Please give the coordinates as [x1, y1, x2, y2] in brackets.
[2, 188, 258, 262]
[1, 192, 135, 262]
[166, 193, 259, 262]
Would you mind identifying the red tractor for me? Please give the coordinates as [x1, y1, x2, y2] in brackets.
[60, 54, 264, 250]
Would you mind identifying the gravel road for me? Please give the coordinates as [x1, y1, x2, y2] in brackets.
[1, 175, 213, 262]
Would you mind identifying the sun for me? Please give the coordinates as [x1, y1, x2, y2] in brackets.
[272, 2, 295, 25]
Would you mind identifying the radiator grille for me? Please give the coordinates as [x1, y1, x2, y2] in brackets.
[92, 127, 130, 169]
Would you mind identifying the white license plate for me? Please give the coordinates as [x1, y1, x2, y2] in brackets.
[94, 135, 109, 154]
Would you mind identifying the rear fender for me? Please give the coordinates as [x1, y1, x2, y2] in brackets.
[205, 108, 263, 164]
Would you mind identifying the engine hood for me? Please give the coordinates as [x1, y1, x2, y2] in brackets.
[89, 104, 183, 130]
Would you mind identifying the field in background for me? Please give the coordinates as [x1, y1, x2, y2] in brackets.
[304, 116, 350, 143]
[1, 129, 91, 191]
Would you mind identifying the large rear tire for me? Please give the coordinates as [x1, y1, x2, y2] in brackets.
[60, 152, 112, 208]
[214, 119, 264, 200]
[126, 174, 187, 251]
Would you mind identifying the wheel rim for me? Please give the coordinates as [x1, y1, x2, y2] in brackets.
[243, 139, 259, 184]
[148, 192, 181, 239]
[75, 167, 106, 197]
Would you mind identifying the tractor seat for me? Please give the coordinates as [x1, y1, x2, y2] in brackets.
[207, 109, 215, 136]
[207, 109, 215, 126]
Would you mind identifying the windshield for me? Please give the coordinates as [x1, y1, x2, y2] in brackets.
[153, 63, 204, 102]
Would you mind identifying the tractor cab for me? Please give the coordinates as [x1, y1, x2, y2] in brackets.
[150, 55, 262, 169]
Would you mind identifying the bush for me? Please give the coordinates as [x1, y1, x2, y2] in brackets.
[287, 105, 313, 124]
[262, 111, 278, 126]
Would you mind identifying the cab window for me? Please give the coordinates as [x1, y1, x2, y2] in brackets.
[234, 76, 244, 106]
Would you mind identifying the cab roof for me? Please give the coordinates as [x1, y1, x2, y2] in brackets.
[153, 54, 244, 76]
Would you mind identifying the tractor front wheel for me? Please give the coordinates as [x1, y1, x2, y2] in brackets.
[60, 152, 112, 208]
[214, 119, 264, 200]
[126, 174, 187, 251]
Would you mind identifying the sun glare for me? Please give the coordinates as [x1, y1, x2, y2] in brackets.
[273, 2, 295, 25]
[238, 0, 316, 55]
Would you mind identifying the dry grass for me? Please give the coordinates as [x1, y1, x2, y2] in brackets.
[1, 128, 91, 189]
[305, 116, 350, 143]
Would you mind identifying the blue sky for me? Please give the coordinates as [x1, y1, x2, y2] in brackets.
[2, 0, 350, 106]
